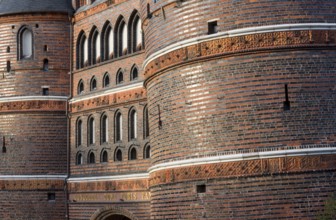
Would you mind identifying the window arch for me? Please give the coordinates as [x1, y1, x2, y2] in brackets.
[129, 146, 137, 160]
[102, 21, 113, 61]
[101, 150, 108, 163]
[90, 77, 97, 91]
[144, 144, 151, 159]
[78, 79, 84, 94]
[143, 105, 149, 139]
[88, 116, 95, 145]
[128, 11, 143, 53]
[116, 69, 124, 84]
[114, 16, 127, 58]
[101, 113, 108, 144]
[115, 148, 122, 161]
[18, 26, 33, 59]
[43, 59, 49, 71]
[88, 151, 95, 164]
[115, 111, 122, 142]
[103, 72, 110, 87]
[130, 65, 138, 81]
[89, 27, 101, 65]
[76, 118, 83, 147]
[129, 108, 137, 141]
[76, 152, 83, 165]
[76, 31, 88, 69]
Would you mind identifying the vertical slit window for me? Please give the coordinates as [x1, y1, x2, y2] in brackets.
[101, 114, 108, 143]
[129, 109, 137, 140]
[88, 117, 95, 145]
[20, 28, 33, 59]
[77, 119, 82, 147]
[115, 112, 122, 142]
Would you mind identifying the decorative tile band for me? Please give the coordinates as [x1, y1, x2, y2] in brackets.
[0, 99, 67, 113]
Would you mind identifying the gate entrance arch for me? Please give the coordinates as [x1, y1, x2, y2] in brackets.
[90, 206, 137, 220]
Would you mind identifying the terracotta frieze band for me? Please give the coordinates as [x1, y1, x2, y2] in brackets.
[149, 154, 336, 187]
[0, 179, 65, 190]
[0, 99, 66, 113]
[144, 29, 336, 83]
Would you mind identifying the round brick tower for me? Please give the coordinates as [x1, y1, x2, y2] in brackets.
[0, 0, 72, 219]
[142, 0, 336, 219]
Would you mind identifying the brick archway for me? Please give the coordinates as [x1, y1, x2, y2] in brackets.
[90, 206, 138, 220]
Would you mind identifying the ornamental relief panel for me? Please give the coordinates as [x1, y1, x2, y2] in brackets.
[0, 100, 66, 112]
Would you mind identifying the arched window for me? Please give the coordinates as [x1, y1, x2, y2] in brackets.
[90, 77, 97, 91]
[114, 16, 127, 57]
[129, 108, 137, 140]
[115, 148, 122, 161]
[143, 105, 149, 139]
[18, 27, 33, 59]
[144, 144, 151, 159]
[101, 150, 108, 163]
[116, 69, 124, 84]
[130, 65, 138, 81]
[88, 152, 95, 164]
[88, 116, 95, 145]
[76, 31, 88, 69]
[76, 152, 83, 165]
[101, 114, 108, 144]
[102, 21, 113, 61]
[76, 119, 83, 147]
[89, 27, 101, 65]
[78, 80, 84, 94]
[103, 73, 110, 87]
[128, 11, 143, 53]
[129, 146, 137, 160]
[115, 111, 122, 142]
[43, 59, 49, 71]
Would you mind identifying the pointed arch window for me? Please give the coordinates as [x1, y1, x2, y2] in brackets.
[102, 22, 113, 61]
[103, 73, 110, 87]
[18, 27, 33, 59]
[89, 27, 101, 65]
[90, 77, 97, 91]
[115, 111, 122, 142]
[88, 116, 95, 145]
[143, 106, 149, 139]
[130, 65, 138, 81]
[77, 31, 88, 69]
[78, 80, 84, 94]
[129, 11, 143, 53]
[129, 146, 137, 160]
[76, 119, 83, 147]
[115, 17, 127, 57]
[101, 114, 108, 144]
[115, 148, 122, 161]
[88, 152, 95, 164]
[129, 108, 137, 140]
[76, 152, 83, 165]
[101, 150, 108, 163]
[144, 144, 151, 159]
[116, 69, 124, 84]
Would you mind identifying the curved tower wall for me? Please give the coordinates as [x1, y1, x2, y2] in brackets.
[142, 0, 336, 219]
[0, 12, 70, 219]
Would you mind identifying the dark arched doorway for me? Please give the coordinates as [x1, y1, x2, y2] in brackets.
[104, 214, 131, 220]
[90, 206, 137, 220]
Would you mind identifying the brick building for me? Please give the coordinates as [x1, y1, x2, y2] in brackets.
[0, 0, 336, 219]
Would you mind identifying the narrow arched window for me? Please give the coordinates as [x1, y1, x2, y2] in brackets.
[115, 16, 127, 57]
[77, 31, 88, 69]
[43, 59, 49, 71]
[103, 73, 110, 87]
[102, 22, 113, 61]
[90, 28, 101, 65]
[101, 150, 108, 163]
[143, 106, 149, 139]
[144, 144, 151, 159]
[88, 152, 95, 164]
[130, 66, 138, 81]
[115, 111, 122, 142]
[76, 119, 83, 147]
[101, 114, 108, 143]
[90, 77, 97, 91]
[88, 117, 95, 145]
[78, 80, 84, 94]
[76, 153, 83, 165]
[129, 108, 137, 140]
[6, 61, 11, 73]
[129, 147, 137, 160]
[129, 11, 143, 53]
[115, 149, 122, 161]
[116, 69, 124, 84]
[19, 27, 33, 59]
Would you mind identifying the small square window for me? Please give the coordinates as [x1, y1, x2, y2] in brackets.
[196, 184, 206, 193]
[48, 192, 56, 201]
[208, 21, 218, 35]
[42, 88, 49, 96]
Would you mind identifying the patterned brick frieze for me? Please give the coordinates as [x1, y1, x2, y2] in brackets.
[70, 87, 146, 113]
[149, 154, 336, 187]
[144, 30, 336, 82]
[0, 179, 64, 190]
[0, 100, 66, 113]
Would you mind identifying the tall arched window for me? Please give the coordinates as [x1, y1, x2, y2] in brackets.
[116, 69, 124, 84]
[115, 148, 122, 161]
[101, 150, 108, 163]
[90, 77, 97, 91]
[128, 11, 143, 53]
[144, 144, 151, 159]
[76, 152, 83, 165]
[18, 27, 33, 59]
[129, 146, 137, 160]
[129, 108, 137, 140]
[130, 65, 138, 81]
[103, 72, 110, 87]
[76, 31, 88, 69]
[88, 151, 95, 164]
[143, 105, 149, 139]
[78, 80, 84, 94]
[115, 16, 127, 57]
[76, 119, 83, 147]
[89, 27, 101, 65]
[88, 116, 95, 145]
[101, 114, 108, 144]
[102, 21, 113, 61]
[115, 111, 122, 142]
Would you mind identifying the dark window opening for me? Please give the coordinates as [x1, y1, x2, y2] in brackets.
[130, 147, 137, 160]
[147, 3, 152, 19]
[35, 24, 39, 28]
[115, 112, 122, 142]
[284, 84, 290, 111]
[115, 149, 122, 161]
[91, 78, 97, 91]
[101, 115, 108, 143]
[131, 67, 138, 81]
[48, 192, 56, 201]
[116, 71, 124, 84]
[144, 145, 150, 159]
[77, 120, 82, 147]
[6, 61, 11, 72]
[103, 74, 110, 87]
[78, 80, 84, 94]
[6, 46, 10, 53]
[88, 117, 95, 145]
[43, 59, 49, 71]
[129, 109, 137, 140]
[102, 151, 108, 163]
[76, 153, 83, 165]
[197, 184, 206, 193]
[42, 88, 49, 96]
[208, 21, 218, 35]
[89, 152, 95, 164]
[144, 107, 149, 139]
[44, 45, 48, 52]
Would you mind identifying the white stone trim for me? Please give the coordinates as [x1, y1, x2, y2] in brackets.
[143, 23, 336, 69]
[0, 96, 68, 103]
[70, 81, 144, 104]
[67, 173, 149, 183]
[0, 175, 67, 180]
[148, 147, 336, 173]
